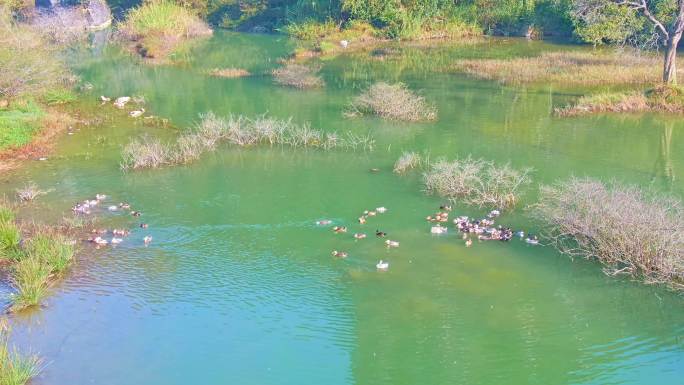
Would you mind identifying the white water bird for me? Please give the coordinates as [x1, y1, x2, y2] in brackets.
[100, 95, 111, 103]
[385, 240, 399, 248]
[96, 194, 106, 200]
[376, 260, 389, 270]
[143, 236, 153, 244]
[129, 108, 145, 118]
[488, 209, 501, 218]
[111, 237, 123, 244]
[340, 40, 349, 48]
[431, 225, 447, 234]
[107, 205, 118, 211]
[376, 207, 387, 213]
[113, 96, 130, 109]
[316, 219, 332, 226]
[525, 235, 539, 245]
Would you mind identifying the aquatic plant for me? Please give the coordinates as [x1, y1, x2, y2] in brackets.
[122, 113, 375, 170]
[393, 151, 422, 174]
[530, 178, 684, 289]
[24, 233, 74, 274]
[15, 182, 48, 202]
[423, 157, 532, 210]
[0, 221, 21, 260]
[0, 319, 41, 385]
[347, 82, 437, 122]
[207, 68, 251, 78]
[449, 51, 669, 86]
[10, 256, 51, 311]
[272, 64, 324, 89]
[0, 205, 13, 224]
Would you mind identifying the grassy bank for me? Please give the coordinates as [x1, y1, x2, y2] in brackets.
[449, 51, 668, 86]
[122, 113, 375, 170]
[118, 0, 212, 63]
[556, 85, 684, 116]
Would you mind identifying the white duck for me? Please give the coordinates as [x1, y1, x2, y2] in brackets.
[113, 96, 131, 109]
[431, 225, 447, 234]
[376, 207, 387, 214]
[129, 108, 145, 118]
[385, 240, 399, 248]
[376, 260, 389, 271]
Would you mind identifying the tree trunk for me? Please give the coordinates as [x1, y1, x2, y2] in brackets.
[664, 32, 682, 84]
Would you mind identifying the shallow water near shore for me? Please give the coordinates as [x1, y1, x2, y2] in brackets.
[1, 32, 683, 385]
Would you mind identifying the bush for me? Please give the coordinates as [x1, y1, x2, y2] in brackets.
[272, 64, 324, 89]
[347, 82, 437, 122]
[530, 178, 684, 289]
[393, 151, 421, 174]
[423, 156, 532, 210]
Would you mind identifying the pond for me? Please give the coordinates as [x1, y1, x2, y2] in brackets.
[1, 31, 683, 385]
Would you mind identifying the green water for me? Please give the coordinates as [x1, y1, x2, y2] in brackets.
[1, 32, 683, 385]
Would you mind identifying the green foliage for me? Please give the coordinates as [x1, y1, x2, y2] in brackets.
[0, 221, 21, 260]
[43, 88, 76, 106]
[24, 234, 74, 274]
[572, 2, 644, 45]
[0, 101, 43, 151]
[0, 319, 41, 385]
[10, 256, 51, 311]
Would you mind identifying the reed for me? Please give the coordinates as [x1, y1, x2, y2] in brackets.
[24, 233, 74, 274]
[530, 178, 684, 289]
[347, 82, 436, 122]
[0, 221, 21, 260]
[0, 319, 41, 385]
[423, 156, 532, 210]
[10, 256, 50, 311]
[556, 85, 684, 116]
[15, 182, 47, 202]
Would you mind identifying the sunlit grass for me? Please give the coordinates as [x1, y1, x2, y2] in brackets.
[347, 82, 436, 122]
[556, 85, 684, 116]
[0, 319, 41, 385]
[272, 64, 324, 89]
[10, 256, 51, 311]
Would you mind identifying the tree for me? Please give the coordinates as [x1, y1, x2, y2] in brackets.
[572, 0, 684, 84]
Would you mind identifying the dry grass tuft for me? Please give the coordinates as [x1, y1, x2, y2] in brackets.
[424, 156, 532, 210]
[450, 51, 670, 86]
[393, 151, 422, 174]
[207, 68, 251, 78]
[530, 178, 684, 289]
[15, 182, 48, 202]
[272, 64, 324, 89]
[347, 82, 436, 122]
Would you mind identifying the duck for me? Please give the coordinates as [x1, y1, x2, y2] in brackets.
[140, 223, 148, 229]
[367, 211, 377, 217]
[143, 236, 153, 244]
[91, 228, 107, 235]
[376, 260, 389, 271]
[95, 194, 107, 200]
[91, 236, 108, 245]
[111, 237, 123, 245]
[100, 95, 111, 103]
[439, 204, 452, 211]
[488, 209, 501, 218]
[332, 226, 347, 233]
[112, 229, 129, 236]
[316, 219, 332, 226]
[353, 233, 367, 240]
[461, 232, 468, 240]
[369, 168, 380, 173]
[129, 108, 145, 118]
[331, 250, 348, 258]
[465, 238, 473, 247]
[131, 211, 142, 217]
[431, 225, 447, 234]
[358, 216, 367, 224]
[113, 96, 130, 109]
[525, 235, 539, 245]
[119, 202, 131, 210]
[515, 230, 525, 239]
[426, 216, 434, 222]
[376, 207, 387, 214]
[375, 230, 387, 238]
[385, 240, 399, 248]
[107, 205, 118, 211]
[340, 40, 349, 48]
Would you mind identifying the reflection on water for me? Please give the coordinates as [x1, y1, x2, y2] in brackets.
[1, 32, 683, 385]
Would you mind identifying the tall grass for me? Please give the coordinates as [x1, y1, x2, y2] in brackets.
[122, 113, 375, 170]
[530, 178, 684, 289]
[24, 233, 74, 274]
[556, 85, 684, 117]
[424, 157, 532, 210]
[10, 257, 51, 311]
[449, 51, 668, 86]
[0, 319, 41, 385]
[0, 221, 20, 261]
[347, 82, 437, 122]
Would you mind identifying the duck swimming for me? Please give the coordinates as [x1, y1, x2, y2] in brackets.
[129, 108, 145, 118]
[525, 235, 539, 245]
[140, 223, 149, 229]
[331, 250, 348, 258]
[376, 207, 387, 214]
[376, 260, 389, 271]
[107, 205, 118, 211]
[439, 204, 452, 211]
[111, 237, 123, 245]
[465, 238, 473, 247]
[332, 226, 347, 233]
[131, 211, 142, 217]
[95, 194, 107, 200]
[431, 225, 447, 234]
[358, 216, 367, 224]
[353, 233, 367, 240]
[143, 236, 153, 244]
[119, 203, 131, 210]
[316, 219, 332, 226]
[375, 230, 387, 238]
[385, 240, 399, 248]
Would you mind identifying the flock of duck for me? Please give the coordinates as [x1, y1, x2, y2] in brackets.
[320, 204, 539, 272]
[72, 195, 151, 248]
[99, 95, 146, 118]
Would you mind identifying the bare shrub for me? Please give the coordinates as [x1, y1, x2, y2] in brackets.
[424, 157, 532, 210]
[347, 82, 437, 122]
[272, 64, 324, 89]
[530, 178, 684, 289]
[208, 68, 251, 78]
[393, 152, 421, 174]
[15, 182, 48, 202]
